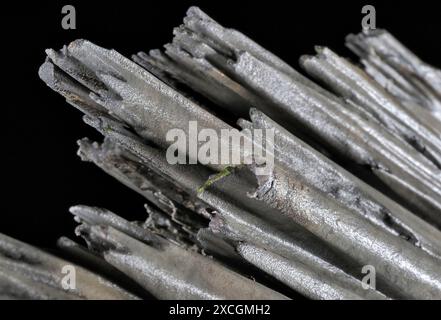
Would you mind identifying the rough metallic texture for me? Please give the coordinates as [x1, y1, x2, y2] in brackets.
[0, 233, 138, 300]
[7, 6, 438, 300]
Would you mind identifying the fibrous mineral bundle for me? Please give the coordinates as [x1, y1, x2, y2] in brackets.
[2, 6, 441, 300]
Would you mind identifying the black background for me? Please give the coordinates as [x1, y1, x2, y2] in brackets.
[2, 0, 440, 249]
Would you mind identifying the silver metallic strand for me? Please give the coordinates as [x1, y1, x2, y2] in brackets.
[237, 244, 387, 300]
[251, 166, 441, 299]
[76, 218, 289, 300]
[0, 233, 138, 300]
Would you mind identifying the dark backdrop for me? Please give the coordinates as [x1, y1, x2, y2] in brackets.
[3, 0, 440, 248]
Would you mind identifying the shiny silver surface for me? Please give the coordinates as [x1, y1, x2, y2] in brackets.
[9, 6, 439, 300]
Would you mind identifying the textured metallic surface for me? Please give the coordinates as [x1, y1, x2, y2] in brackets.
[237, 244, 387, 300]
[0, 233, 138, 300]
[3, 6, 438, 300]
[72, 206, 288, 300]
